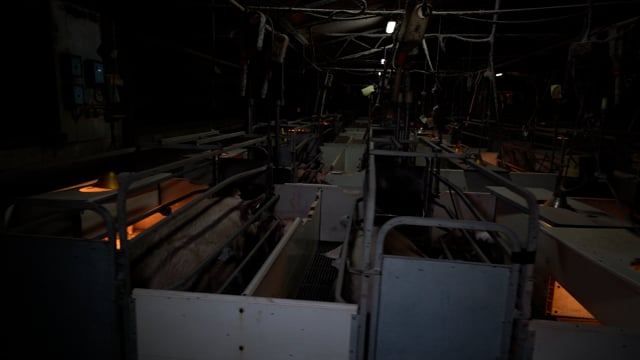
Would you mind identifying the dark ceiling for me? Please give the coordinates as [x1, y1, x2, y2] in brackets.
[204, 0, 640, 74]
[9, 0, 640, 142]
[101, 0, 638, 129]
[102, 0, 640, 112]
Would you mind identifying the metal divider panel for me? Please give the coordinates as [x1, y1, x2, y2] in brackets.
[375, 256, 514, 360]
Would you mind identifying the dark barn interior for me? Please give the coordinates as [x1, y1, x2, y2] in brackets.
[4, 1, 640, 359]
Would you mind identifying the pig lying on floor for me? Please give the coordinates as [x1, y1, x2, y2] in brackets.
[132, 192, 264, 292]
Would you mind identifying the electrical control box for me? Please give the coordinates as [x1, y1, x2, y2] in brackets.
[85, 60, 104, 86]
[72, 85, 85, 105]
[61, 53, 85, 108]
[62, 54, 83, 78]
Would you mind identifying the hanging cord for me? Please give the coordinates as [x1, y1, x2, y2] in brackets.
[260, 15, 277, 99]
[458, 10, 586, 25]
[304, 0, 367, 21]
[488, 0, 501, 128]
[421, 38, 435, 73]
[304, 13, 377, 21]
[331, 0, 367, 19]
[435, 15, 442, 73]
[581, 0, 593, 42]
[420, 0, 442, 72]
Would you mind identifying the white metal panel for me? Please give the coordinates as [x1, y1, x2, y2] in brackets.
[343, 144, 366, 173]
[325, 171, 365, 190]
[508, 172, 557, 192]
[375, 256, 515, 360]
[536, 227, 640, 328]
[438, 169, 468, 192]
[321, 143, 364, 173]
[134, 289, 357, 360]
[530, 319, 640, 360]
[488, 186, 634, 228]
[341, 128, 367, 142]
[274, 184, 359, 243]
[321, 144, 346, 171]
[274, 183, 329, 220]
[320, 187, 360, 242]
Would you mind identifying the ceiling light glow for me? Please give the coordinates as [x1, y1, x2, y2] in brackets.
[385, 21, 396, 34]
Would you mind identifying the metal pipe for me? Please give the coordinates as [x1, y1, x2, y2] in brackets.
[463, 228, 491, 263]
[370, 148, 466, 159]
[196, 131, 246, 145]
[460, 153, 538, 360]
[246, 3, 602, 16]
[389, 136, 402, 150]
[242, 216, 302, 295]
[224, 136, 268, 151]
[334, 204, 356, 303]
[294, 134, 314, 151]
[440, 239, 453, 260]
[168, 193, 280, 290]
[217, 217, 281, 293]
[160, 130, 221, 145]
[2, 204, 14, 232]
[373, 216, 521, 273]
[488, 0, 502, 129]
[128, 164, 270, 256]
[322, 32, 554, 38]
[6, 198, 117, 244]
[275, 100, 281, 168]
[337, 45, 392, 61]
[126, 188, 207, 228]
[356, 139, 377, 360]
[422, 157, 432, 217]
[117, 154, 215, 251]
[247, 98, 255, 134]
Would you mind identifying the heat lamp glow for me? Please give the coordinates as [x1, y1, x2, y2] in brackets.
[79, 185, 114, 193]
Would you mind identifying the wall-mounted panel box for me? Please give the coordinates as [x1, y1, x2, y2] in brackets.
[62, 54, 83, 78]
[85, 60, 104, 86]
[72, 85, 85, 105]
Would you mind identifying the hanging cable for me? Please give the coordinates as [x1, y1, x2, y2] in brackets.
[488, 0, 502, 127]
[246, 2, 632, 16]
[582, 0, 593, 42]
[421, 38, 435, 73]
[458, 11, 586, 24]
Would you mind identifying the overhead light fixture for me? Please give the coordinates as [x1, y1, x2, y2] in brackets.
[380, 59, 386, 65]
[361, 85, 375, 97]
[385, 21, 396, 34]
[495, 72, 504, 77]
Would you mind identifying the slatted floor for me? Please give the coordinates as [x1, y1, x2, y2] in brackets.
[295, 241, 341, 302]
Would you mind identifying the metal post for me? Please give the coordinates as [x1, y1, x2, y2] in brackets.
[247, 98, 255, 134]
